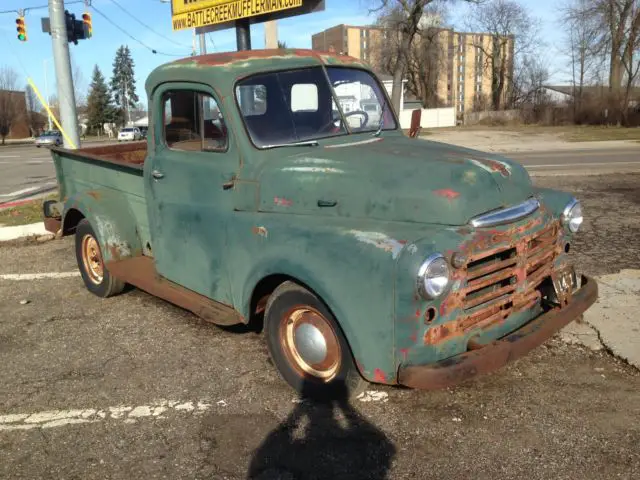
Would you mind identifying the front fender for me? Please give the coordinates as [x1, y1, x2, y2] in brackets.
[63, 189, 142, 263]
[229, 215, 428, 384]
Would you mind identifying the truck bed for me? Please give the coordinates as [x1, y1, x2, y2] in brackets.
[68, 141, 147, 166]
[50, 141, 151, 253]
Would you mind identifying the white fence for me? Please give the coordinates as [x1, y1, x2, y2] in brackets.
[398, 107, 456, 129]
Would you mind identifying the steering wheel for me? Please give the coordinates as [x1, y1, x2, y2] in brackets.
[320, 110, 370, 133]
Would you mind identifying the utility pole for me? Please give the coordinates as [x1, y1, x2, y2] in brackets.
[124, 78, 130, 126]
[47, 0, 80, 148]
[264, 21, 278, 49]
[199, 32, 207, 55]
[43, 58, 53, 131]
[236, 19, 251, 51]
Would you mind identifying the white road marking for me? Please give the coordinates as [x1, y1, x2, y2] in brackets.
[0, 187, 40, 198]
[0, 400, 214, 432]
[0, 272, 81, 281]
[526, 161, 640, 168]
[0, 155, 19, 158]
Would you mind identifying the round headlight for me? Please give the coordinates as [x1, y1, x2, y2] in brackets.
[417, 254, 451, 299]
[563, 199, 583, 233]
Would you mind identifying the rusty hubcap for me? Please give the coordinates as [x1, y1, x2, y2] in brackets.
[81, 234, 104, 284]
[281, 307, 341, 381]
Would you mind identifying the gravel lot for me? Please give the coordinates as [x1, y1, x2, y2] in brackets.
[1, 174, 639, 480]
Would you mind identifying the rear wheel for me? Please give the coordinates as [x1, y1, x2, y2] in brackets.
[264, 281, 367, 399]
[75, 219, 125, 298]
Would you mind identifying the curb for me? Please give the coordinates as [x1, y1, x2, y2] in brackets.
[0, 185, 57, 210]
[0, 222, 52, 242]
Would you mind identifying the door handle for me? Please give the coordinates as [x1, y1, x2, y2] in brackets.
[317, 199, 337, 207]
[152, 170, 164, 180]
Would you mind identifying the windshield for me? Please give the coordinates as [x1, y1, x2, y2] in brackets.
[42, 131, 59, 136]
[121, 128, 133, 132]
[235, 67, 397, 148]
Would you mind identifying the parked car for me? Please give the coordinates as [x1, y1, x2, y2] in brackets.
[138, 126, 149, 139]
[42, 49, 598, 398]
[35, 130, 62, 147]
[118, 127, 142, 142]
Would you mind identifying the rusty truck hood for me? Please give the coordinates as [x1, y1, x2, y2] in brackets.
[255, 135, 533, 226]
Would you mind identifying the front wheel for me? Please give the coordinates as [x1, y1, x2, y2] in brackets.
[74, 219, 125, 298]
[264, 281, 367, 399]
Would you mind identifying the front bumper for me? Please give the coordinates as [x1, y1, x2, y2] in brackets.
[398, 274, 598, 390]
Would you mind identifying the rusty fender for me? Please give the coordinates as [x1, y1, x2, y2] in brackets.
[398, 275, 598, 390]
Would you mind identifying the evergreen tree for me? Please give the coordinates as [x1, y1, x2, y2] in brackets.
[110, 45, 138, 126]
[86, 65, 115, 134]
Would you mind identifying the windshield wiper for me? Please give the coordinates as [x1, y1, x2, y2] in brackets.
[373, 102, 386, 137]
[261, 140, 319, 149]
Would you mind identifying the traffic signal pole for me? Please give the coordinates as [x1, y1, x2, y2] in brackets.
[47, 0, 80, 149]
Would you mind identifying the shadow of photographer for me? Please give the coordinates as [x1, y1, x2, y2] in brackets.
[247, 380, 396, 480]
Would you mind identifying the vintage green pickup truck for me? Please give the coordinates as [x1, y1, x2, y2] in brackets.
[45, 49, 597, 397]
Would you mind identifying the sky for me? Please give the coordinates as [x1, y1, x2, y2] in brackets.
[0, 0, 570, 107]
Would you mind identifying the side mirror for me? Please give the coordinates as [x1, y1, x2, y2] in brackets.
[408, 109, 422, 138]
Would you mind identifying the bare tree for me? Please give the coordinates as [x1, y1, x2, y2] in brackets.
[376, 2, 449, 107]
[585, 0, 640, 124]
[562, 0, 602, 116]
[0, 67, 21, 145]
[511, 55, 551, 107]
[71, 54, 87, 108]
[467, 0, 540, 110]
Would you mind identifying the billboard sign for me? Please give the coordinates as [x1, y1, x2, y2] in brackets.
[171, 0, 309, 31]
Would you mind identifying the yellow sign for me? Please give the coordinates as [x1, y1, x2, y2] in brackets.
[171, 0, 303, 30]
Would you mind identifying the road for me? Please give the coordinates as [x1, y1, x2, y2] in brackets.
[508, 147, 640, 175]
[0, 144, 58, 201]
[0, 141, 109, 202]
[0, 173, 639, 479]
[1, 142, 640, 201]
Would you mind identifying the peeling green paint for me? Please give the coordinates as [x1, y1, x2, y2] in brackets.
[51, 50, 584, 385]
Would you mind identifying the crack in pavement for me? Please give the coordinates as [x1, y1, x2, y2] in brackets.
[560, 269, 640, 371]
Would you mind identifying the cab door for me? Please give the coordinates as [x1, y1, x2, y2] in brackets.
[145, 82, 238, 305]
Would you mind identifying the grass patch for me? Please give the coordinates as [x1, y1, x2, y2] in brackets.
[0, 193, 58, 227]
[558, 126, 640, 142]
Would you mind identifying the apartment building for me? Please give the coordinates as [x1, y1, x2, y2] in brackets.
[311, 24, 385, 67]
[312, 24, 514, 114]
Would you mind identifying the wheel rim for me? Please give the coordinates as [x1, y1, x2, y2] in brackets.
[281, 307, 341, 381]
[81, 234, 104, 284]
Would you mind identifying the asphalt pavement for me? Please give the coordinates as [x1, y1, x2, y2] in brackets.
[0, 173, 639, 479]
[509, 147, 640, 176]
[0, 141, 110, 202]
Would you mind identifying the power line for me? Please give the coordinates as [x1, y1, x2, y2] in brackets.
[0, 1, 85, 15]
[207, 33, 216, 52]
[105, 0, 192, 50]
[91, 4, 187, 57]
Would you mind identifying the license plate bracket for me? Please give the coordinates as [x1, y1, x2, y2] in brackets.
[550, 266, 578, 306]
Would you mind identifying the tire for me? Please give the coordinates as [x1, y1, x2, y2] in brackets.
[74, 219, 125, 298]
[264, 281, 367, 400]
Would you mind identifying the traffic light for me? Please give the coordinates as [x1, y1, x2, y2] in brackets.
[16, 16, 27, 42]
[82, 12, 92, 38]
[64, 10, 86, 44]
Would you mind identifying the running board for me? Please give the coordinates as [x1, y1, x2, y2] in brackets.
[106, 256, 242, 326]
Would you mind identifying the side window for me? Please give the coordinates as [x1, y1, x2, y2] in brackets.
[236, 84, 267, 116]
[162, 90, 227, 152]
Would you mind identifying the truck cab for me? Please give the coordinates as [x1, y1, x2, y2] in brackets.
[45, 50, 597, 398]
